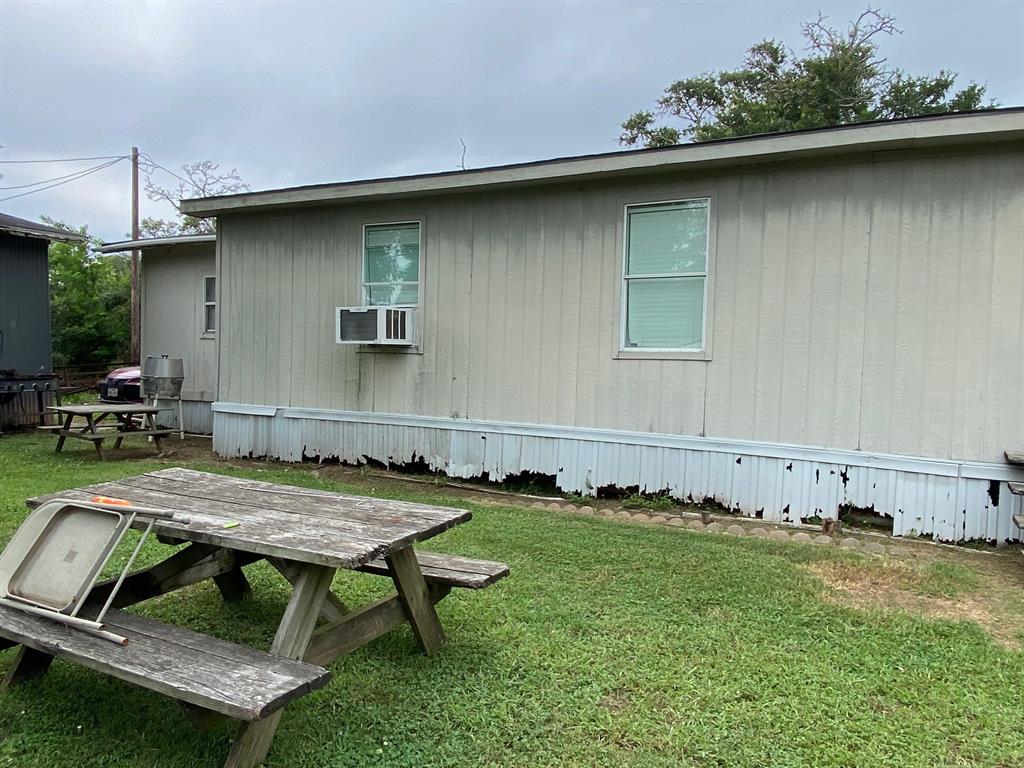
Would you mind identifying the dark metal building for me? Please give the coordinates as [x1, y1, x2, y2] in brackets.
[0, 213, 83, 428]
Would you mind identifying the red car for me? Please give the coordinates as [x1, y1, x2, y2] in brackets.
[97, 365, 142, 403]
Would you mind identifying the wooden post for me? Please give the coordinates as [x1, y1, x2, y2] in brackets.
[212, 569, 252, 602]
[4, 647, 54, 687]
[386, 547, 445, 655]
[54, 411, 73, 453]
[130, 146, 140, 364]
[224, 563, 334, 768]
[268, 557, 349, 621]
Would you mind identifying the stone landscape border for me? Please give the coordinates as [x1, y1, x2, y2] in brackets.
[527, 500, 915, 557]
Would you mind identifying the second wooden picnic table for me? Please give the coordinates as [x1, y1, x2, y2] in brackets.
[11, 467, 508, 768]
[47, 403, 173, 459]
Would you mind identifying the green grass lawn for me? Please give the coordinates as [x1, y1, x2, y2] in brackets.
[0, 432, 1022, 767]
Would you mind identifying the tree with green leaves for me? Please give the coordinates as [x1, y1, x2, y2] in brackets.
[620, 8, 993, 148]
[42, 218, 130, 366]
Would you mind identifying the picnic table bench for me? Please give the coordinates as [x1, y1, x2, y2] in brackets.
[46, 403, 173, 459]
[0, 603, 330, 721]
[0, 468, 508, 768]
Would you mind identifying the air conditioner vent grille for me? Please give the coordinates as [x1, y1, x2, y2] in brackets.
[339, 310, 378, 342]
[384, 309, 407, 340]
[335, 306, 415, 346]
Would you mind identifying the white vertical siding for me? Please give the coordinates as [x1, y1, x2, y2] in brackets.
[859, 151, 1024, 460]
[141, 243, 217, 401]
[215, 147, 1024, 468]
[141, 243, 218, 433]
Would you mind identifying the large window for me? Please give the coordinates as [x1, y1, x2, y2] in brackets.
[203, 275, 216, 334]
[363, 222, 420, 306]
[622, 199, 709, 351]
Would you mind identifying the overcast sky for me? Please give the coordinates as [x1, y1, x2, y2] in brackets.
[1, 0, 1021, 242]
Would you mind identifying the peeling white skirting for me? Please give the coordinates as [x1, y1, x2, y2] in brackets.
[211, 402, 1024, 543]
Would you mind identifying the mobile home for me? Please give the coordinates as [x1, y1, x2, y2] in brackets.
[181, 110, 1024, 542]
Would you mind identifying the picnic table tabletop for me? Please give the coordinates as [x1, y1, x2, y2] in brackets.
[27, 467, 472, 569]
[47, 403, 162, 415]
[17, 468, 491, 768]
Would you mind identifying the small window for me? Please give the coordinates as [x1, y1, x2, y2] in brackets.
[363, 222, 420, 306]
[622, 199, 709, 351]
[203, 276, 216, 333]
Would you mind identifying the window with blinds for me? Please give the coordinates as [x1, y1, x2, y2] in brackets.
[202, 275, 216, 334]
[363, 222, 420, 306]
[622, 199, 709, 351]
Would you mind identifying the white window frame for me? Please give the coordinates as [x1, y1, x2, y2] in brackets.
[202, 275, 216, 336]
[618, 197, 712, 360]
[361, 220, 422, 308]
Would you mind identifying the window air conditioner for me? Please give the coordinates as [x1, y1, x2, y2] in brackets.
[335, 306, 415, 346]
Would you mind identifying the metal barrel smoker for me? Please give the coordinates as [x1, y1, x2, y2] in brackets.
[142, 355, 185, 439]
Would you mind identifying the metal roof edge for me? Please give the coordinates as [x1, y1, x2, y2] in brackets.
[97, 234, 216, 253]
[181, 109, 1024, 217]
[0, 225, 85, 243]
[0, 215, 86, 243]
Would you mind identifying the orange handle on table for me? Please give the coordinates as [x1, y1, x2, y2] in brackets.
[85, 496, 186, 523]
[91, 496, 132, 506]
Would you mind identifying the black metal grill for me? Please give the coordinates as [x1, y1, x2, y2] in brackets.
[0, 371, 59, 398]
[0, 372, 59, 427]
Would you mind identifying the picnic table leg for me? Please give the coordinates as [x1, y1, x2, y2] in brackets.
[146, 412, 163, 453]
[268, 557, 349, 621]
[387, 546, 446, 655]
[213, 568, 252, 602]
[86, 414, 104, 460]
[4, 647, 54, 687]
[113, 413, 128, 450]
[224, 563, 335, 768]
[54, 412, 74, 453]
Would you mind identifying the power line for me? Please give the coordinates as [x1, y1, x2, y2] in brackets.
[0, 158, 125, 201]
[0, 157, 127, 201]
[0, 149, 226, 206]
[0, 154, 125, 164]
[0, 157, 129, 190]
[139, 153, 201, 192]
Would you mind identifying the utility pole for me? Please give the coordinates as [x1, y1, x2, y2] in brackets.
[130, 146, 140, 364]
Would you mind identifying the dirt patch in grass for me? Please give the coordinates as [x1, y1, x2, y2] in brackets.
[598, 687, 633, 713]
[808, 556, 1024, 650]
[149, 436, 217, 464]
[39, 434, 221, 465]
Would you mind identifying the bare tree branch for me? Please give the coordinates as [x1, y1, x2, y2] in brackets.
[141, 159, 249, 236]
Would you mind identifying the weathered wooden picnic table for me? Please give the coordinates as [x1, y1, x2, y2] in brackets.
[46, 403, 173, 459]
[0, 468, 508, 768]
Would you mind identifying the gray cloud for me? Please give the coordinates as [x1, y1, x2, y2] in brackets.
[1, 0, 1021, 241]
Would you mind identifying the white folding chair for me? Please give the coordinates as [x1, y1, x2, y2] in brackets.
[0, 496, 184, 645]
